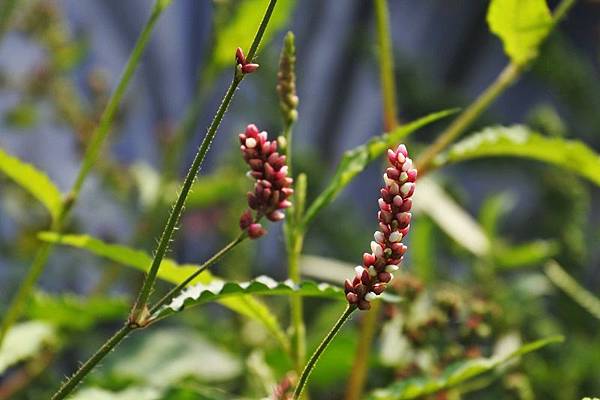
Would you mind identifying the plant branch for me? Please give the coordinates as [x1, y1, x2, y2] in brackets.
[149, 233, 246, 315]
[293, 305, 356, 400]
[0, 1, 168, 346]
[131, 0, 279, 320]
[51, 324, 133, 400]
[416, 0, 577, 176]
[374, 0, 398, 131]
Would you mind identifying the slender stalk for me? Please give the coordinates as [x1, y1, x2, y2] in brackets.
[50, 2, 280, 396]
[416, 0, 577, 176]
[344, 300, 381, 400]
[0, 0, 19, 43]
[51, 325, 133, 400]
[131, 0, 279, 320]
[293, 305, 356, 400]
[416, 62, 521, 175]
[374, 0, 398, 131]
[149, 233, 246, 315]
[0, 1, 169, 346]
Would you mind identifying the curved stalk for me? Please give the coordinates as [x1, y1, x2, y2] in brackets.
[293, 305, 356, 400]
[0, 0, 169, 345]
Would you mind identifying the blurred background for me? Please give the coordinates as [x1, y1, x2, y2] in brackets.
[1, 0, 600, 399]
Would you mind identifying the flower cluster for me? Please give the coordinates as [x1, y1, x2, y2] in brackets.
[239, 124, 293, 239]
[235, 47, 259, 74]
[344, 144, 417, 310]
[276, 32, 298, 125]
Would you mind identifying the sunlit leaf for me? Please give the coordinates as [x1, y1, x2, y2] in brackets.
[70, 387, 162, 400]
[487, 0, 553, 65]
[0, 321, 57, 374]
[0, 147, 63, 221]
[368, 335, 563, 399]
[303, 109, 458, 226]
[412, 177, 490, 257]
[38, 232, 289, 350]
[545, 260, 600, 320]
[434, 125, 600, 187]
[493, 240, 559, 269]
[25, 291, 129, 331]
[153, 276, 344, 320]
[213, 0, 296, 70]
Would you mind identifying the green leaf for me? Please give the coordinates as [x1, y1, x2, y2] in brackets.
[0, 321, 57, 374]
[493, 240, 559, 269]
[153, 276, 344, 320]
[487, 0, 553, 65]
[302, 109, 458, 226]
[412, 177, 490, 257]
[70, 387, 163, 400]
[25, 291, 129, 331]
[37, 232, 289, 351]
[0, 147, 63, 221]
[544, 260, 600, 320]
[213, 0, 295, 70]
[368, 335, 563, 400]
[435, 125, 600, 187]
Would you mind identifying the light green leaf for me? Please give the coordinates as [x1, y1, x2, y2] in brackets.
[25, 291, 129, 331]
[37, 232, 289, 351]
[493, 240, 559, 269]
[368, 335, 563, 400]
[545, 260, 600, 320]
[412, 177, 490, 257]
[303, 109, 458, 226]
[0, 147, 63, 221]
[70, 387, 162, 400]
[213, 0, 295, 69]
[0, 321, 57, 374]
[153, 276, 344, 320]
[435, 125, 600, 187]
[487, 0, 553, 65]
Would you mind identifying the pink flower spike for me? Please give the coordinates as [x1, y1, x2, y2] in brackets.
[345, 144, 417, 310]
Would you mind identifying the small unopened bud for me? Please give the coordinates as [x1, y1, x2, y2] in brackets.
[248, 223, 266, 239]
[242, 63, 260, 74]
[239, 210, 253, 229]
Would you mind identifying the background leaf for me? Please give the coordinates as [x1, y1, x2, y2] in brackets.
[0, 147, 63, 221]
[368, 335, 563, 400]
[0, 321, 57, 374]
[434, 125, 600, 186]
[487, 0, 553, 65]
[38, 232, 289, 350]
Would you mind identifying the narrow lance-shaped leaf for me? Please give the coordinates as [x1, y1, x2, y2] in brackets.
[487, 0, 553, 65]
[303, 109, 458, 226]
[0, 147, 63, 221]
[434, 125, 600, 187]
[152, 276, 345, 320]
[38, 232, 289, 350]
[367, 335, 564, 400]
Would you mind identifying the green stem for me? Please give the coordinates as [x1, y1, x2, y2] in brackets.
[51, 324, 133, 400]
[131, 0, 279, 320]
[293, 305, 356, 400]
[0, 0, 19, 43]
[0, 0, 168, 346]
[374, 0, 398, 131]
[416, 62, 521, 175]
[416, 0, 577, 176]
[288, 232, 306, 373]
[148, 233, 246, 315]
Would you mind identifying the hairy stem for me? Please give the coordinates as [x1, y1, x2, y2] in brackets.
[374, 0, 398, 131]
[131, 0, 279, 320]
[149, 233, 246, 315]
[293, 305, 356, 400]
[51, 325, 133, 400]
[416, 0, 577, 175]
[0, 1, 168, 346]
